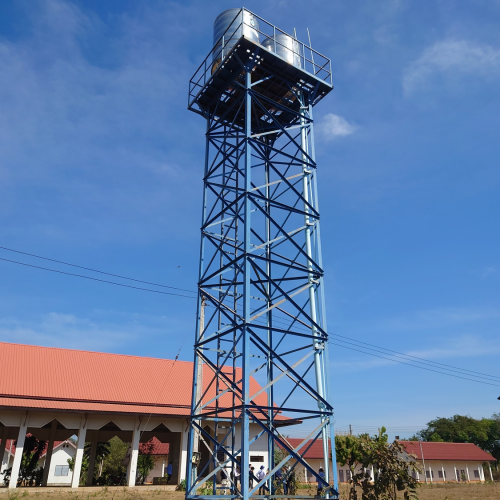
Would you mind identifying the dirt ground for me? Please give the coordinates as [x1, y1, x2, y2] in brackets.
[338, 482, 500, 499]
[0, 483, 499, 500]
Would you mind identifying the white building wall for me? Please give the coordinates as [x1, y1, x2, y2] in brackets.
[294, 458, 335, 483]
[39, 444, 76, 486]
[146, 455, 168, 482]
[1, 449, 14, 473]
[415, 460, 486, 482]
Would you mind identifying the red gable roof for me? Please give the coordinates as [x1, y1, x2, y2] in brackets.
[279, 438, 331, 459]
[141, 436, 170, 456]
[0, 342, 287, 420]
[399, 441, 496, 462]
[3, 438, 75, 457]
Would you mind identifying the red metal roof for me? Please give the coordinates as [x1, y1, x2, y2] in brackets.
[0, 342, 286, 420]
[279, 438, 331, 459]
[399, 441, 496, 462]
[142, 436, 170, 456]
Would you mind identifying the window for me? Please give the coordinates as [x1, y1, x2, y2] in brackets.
[54, 465, 69, 476]
[438, 470, 446, 479]
[250, 456, 264, 462]
[425, 470, 434, 479]
[339, 470, 344, 483]
[346, 470, 351, 480]
[474, 470, 480, 479]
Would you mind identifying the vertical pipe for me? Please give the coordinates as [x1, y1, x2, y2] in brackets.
[239, 67, 252, 500]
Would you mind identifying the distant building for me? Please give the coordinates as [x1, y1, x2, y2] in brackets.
[399, 440, 496, 483]
[2, 439, 76, 486]
[281, 438, 496, 483]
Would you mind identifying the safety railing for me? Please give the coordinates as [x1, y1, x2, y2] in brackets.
[188, 8, 333, 109]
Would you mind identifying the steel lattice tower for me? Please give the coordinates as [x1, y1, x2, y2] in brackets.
[186, 9, 338, 500]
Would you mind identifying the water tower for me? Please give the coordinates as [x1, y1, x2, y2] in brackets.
[186, 8, 338, 499]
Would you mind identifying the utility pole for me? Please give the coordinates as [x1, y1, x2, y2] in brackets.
[191, 295, 205, 483]
[419, 441, 427, 484]
[349, 424, 352, 436]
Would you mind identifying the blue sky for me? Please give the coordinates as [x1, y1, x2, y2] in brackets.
[0, 0, 499, 438]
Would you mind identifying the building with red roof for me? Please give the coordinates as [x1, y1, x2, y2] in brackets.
[399, 440, 495, 483]
[0, 342, 288, 489]
[278, 438, 496, 484]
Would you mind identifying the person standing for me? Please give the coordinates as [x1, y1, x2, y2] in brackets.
[233, 466, 241, 492]
[257, 465, 268, 494]
[283, 466, 289, 495]
[249, 466, 255, 489]
[317, 467, 326, 496]
[166, 461, 173, 484]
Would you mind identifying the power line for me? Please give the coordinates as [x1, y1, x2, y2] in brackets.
[1, 247, 498, 387]
[0, 257, 195, 299]
[328, 341, 500, 388]
[227, 303, 500, 383]
[0, 246, 196, 294]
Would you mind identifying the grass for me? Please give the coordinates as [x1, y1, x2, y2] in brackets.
[337, 481, 500, 500]
[0, 482, 499, 499]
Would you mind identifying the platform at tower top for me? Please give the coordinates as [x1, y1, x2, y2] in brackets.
[188, 11, 333, 129]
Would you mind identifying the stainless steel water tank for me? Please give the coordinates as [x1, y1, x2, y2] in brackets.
[262, 33, 303, 68]
[212, 9, 260, 62]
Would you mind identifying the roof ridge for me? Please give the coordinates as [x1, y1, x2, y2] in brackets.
[0, 341, 192, 364]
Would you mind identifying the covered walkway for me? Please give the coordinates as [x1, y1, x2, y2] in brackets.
[0, 342, 195, 489]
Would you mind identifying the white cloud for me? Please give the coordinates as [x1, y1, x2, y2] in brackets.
[481, 266, 497, 278]
[318, 113, 357, 140]
[0, 310, 184, 353]
[403, 39, 500, 95]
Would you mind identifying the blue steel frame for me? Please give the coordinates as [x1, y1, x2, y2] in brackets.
[186, 9, 338, 500]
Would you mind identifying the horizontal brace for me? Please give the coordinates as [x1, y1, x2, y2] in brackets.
[251, 123, 305, 139]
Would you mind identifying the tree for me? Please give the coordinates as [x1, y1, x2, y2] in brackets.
[98, 436, 129, 485]
[67, 441, 111, 486]
[417, 414, 500, 460]
[67, 453, 89, 485]
[335, 428, 420, 500]
[137, 439, 156, 485]
[273, 447, 298, 495]
[1, 434, 46, 487]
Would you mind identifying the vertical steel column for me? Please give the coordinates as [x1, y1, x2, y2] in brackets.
[239, 68, 252, 500]
[299, 95, 331, 489]
[307, 101, 338, 491]
[265, 136, 275, 494]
